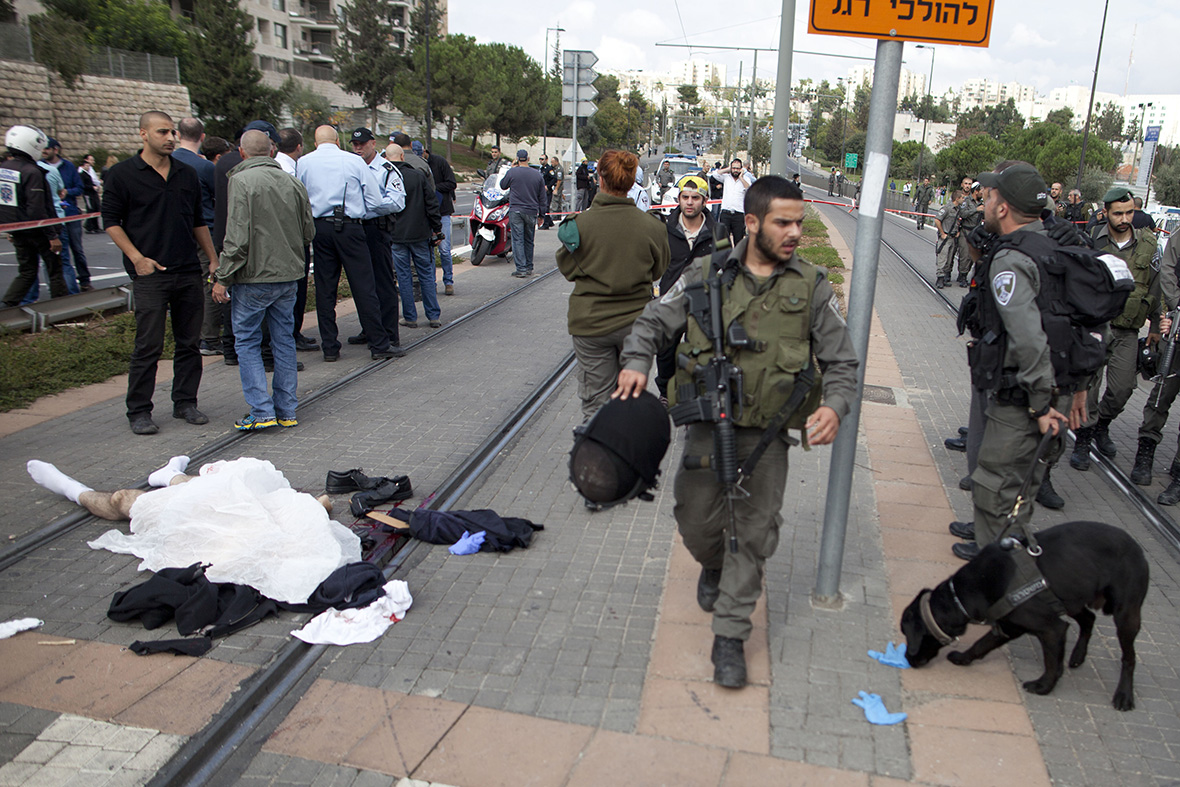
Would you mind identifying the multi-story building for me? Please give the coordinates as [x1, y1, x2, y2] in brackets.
[957, 78, 1037, 112]
[845, 64, 926, 103]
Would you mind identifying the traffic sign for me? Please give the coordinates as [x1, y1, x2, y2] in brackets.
[562, 49, 599, 119]
[562, 100, 599, 117]
[562, 83, 598, 103]
[845, 152, 859, 169]
[563, 65, 598, 85]
[807, 0, 994, 47]
[563, 50, 598, 71]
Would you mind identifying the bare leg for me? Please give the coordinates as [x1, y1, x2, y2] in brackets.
[77, 488, 147, 520]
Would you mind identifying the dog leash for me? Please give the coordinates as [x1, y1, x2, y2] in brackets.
[997, 431, 1057, 556]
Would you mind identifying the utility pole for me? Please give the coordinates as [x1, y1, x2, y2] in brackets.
[769, 0, 797, 176]
[1076, 0, 1110, 191]
[915, 44, 935, 182]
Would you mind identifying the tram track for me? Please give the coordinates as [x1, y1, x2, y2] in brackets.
[0, 269, 563, 574]
[147, 349, 577, 787]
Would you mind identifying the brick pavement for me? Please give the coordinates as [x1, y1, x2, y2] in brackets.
[817, 201, 1180, 787]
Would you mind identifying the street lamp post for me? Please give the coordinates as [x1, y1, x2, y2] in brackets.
[915, 44, 935, 182]
[1076, 0, 1110, 191]
[542, 25, 564, 156]
[1131, 102, 1153, 185]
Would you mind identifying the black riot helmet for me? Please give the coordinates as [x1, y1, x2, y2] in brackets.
[570, 391, 671, 509]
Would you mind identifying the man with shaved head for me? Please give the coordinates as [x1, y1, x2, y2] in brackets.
[297, 125, 399, 361]
[102, 110, 218, 435]
[211, 129, 314, 430]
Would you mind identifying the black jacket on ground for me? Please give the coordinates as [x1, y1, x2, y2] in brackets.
[659, 207, 716, 295]
[391, 161, 442, 244]
[427, 152, 457, 216]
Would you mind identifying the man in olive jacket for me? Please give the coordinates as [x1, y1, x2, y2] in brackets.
[212, 129, 315, 431]
[557, 150, 670, 420]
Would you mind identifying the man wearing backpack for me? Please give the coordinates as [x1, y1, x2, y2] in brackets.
[950, 163, 1078, 561]
[1072, 187, 1159, 472]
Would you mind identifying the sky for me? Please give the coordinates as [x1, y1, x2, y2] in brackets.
[445, 0, 1180, 99]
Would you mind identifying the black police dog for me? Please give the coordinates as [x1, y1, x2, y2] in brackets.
[900, 522, 1148, 711]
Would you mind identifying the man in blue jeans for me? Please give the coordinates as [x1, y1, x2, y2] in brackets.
[499, 149, 547, 277]
[212, 129, 315, 431]
[42, 139, 91, 291]
[387, 144, 443, 328]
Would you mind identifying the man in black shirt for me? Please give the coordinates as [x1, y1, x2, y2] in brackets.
[102, 111, 217, 435]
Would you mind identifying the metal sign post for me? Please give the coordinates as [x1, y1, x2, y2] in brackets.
[806, 0, 994, 606]
[563, 50, 598, 211]
[768, 0, 797, 176]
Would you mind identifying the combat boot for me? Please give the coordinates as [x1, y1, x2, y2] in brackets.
[1035, 465, 1064, 510]
[711, 635, 747, 688]
[1158, 470, 1180, 506]
[935, 275, 946, 289]
[1131, 438, 1156, 486]
[1093, 418, 1117, 458]
[1070, 427, 1093, 471]
[957, 275, 969, 288]
[697, 567, 721, 612]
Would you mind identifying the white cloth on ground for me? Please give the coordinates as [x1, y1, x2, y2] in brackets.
[291, 580, 412, 645]
[0, 618, 43, 639]
[88, 458, 361, 604]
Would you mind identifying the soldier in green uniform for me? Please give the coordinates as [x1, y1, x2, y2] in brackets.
[1071, 186, 1159, 471]
[951, 163, 1081, 562]
[913, 176, 935, 230]
[955, 177, 984, 287]
[612, 176, 858, 688]
[1132, 235, 1180, 491]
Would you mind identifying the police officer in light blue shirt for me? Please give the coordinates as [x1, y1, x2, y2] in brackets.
[297, 125, 398, 361]
[348, 126, 408, 353]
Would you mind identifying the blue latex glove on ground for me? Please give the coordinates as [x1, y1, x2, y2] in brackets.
[448, 530, 486, 555]
[852, 691, 907, 725]
[867, 641, 910, 669]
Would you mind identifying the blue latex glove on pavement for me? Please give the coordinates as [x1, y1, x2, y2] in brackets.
[448, 530, 486, 555]
[851, 691, 907, 725]
[867, 641, 910, 669]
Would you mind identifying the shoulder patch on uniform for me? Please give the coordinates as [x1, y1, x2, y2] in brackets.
[660, 277, 686, 304]
[992, 271, 1016, 306]
[827, 293, 846, 325]
[1097, 253, 1133, 282]
[0, 169, 20, 183]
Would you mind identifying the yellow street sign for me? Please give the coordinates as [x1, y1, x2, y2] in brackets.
[808, 0, 994, 47]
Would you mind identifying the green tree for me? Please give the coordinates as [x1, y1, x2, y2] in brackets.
[677, 84, 700, 116]
[184, 0, 281, 138]
[1003, 122, 1063, 164]
[1044, 107, 1075, 130]
[1094, 102, 1125, 144]
[851, 80, 871, 132]
[821, 107, 850, 163]
[1034, 133, 1116, 187]
[1154, 158, 1180, 206]
[936, 134, 1003, 178]
[413, 34, 479, 159]
[29, 14, 90, 88]
[334, 0, 402, 130]
[748, 127, 771, 174]
[595, 74, 620, 103]
[44, 0, 186, 56]
[282, 78, 334, 142]
[1079, 166, 1113, 204]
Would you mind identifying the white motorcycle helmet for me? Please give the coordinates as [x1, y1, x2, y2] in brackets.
[5, 125, 49, 160]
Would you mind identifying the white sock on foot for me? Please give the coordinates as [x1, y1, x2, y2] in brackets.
[148, 455, 190, 488]
[27, 460, 92, 504]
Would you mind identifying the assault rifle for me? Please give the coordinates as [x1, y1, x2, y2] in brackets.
[669, 232, 745, 553]
[1151, 308, 1180, 407]
[668, 228, 817, 553]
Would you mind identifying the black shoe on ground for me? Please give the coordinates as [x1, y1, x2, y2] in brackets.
[959, 475, 973, 491]
[934, 276, 945, 289]
[1131, 438, 1156, 486]
[1035, 466, 1064, 510]
[958, 426, 969, 437]
[172, 404, 209, 425]
[952, 541, 980, 561]
[948, 520, 975, 540]
[224, 356, 239, 366]
[511, 271, 528, 278]
[400, 319, 418, 328]
[711, 636, 747, 688]
[944, 437, 966, 452]
[79, 283, 94, 292]
[697, 567, 722, 612]
[325, 468, 383, 494]
[347, 333, 368, 345]
[371, 350, 399, 360]
[199, 340, 223, 356]
[1093, 418, 1117, 458]
[349, 475, 413, 517]
[957, 277, 968, 288]
[323, 353, 338, 362]
[295, 334, 319, 351]
[428, 320, 442, 328]
[1159, 477, 1180, 506]
[129, 414, 159, 435]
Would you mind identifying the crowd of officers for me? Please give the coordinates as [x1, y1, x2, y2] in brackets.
[935, 164, 1179, 568]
